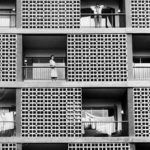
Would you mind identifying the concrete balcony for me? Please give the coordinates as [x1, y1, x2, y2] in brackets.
[23, 66, 67, 81]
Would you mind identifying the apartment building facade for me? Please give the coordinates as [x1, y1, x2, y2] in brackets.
[0, 0, 149, 150]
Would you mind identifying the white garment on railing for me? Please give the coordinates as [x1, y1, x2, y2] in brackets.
[80, 16, 112, 27]
[0, 16, 10, 27]
[0, 112, 14, 131]
[82, 112, 115, 135]
[4, 112, 14, 130]
[134, 63, 150, 80]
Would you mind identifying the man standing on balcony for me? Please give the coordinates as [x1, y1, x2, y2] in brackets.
[90, 5, 104, 27]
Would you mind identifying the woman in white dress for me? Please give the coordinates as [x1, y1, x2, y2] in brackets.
[49, 55, 58, 80]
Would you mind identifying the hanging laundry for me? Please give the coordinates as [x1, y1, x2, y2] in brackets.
[83, 112, 116, 135]
[0, 109, 15, 131]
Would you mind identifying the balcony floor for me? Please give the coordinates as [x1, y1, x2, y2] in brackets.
[0, 137, 150, 143]
[1, 80, 150, 88]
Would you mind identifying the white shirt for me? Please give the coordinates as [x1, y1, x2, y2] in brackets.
[90, 5, 104, 14]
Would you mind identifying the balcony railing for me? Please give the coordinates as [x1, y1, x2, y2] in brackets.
[133, 64, 150, 80]
[81, 13, 126, 28]
[0, 121, 15, 137]
[82, 121, 128, 137]
[23, 66, 67, 80]
[0, 12, 16, 28]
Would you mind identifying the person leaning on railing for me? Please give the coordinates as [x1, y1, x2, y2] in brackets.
[90, 4, 104, 27]
[49, 55, 58, 81]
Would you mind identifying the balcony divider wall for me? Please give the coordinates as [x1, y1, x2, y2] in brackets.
[131, 0, 150, 28]
[127, 34, 133, 80]
[0, 143, 17, 150]
[16, 89, 22, 137]
[125, 0, 132, 27]
[17, 35, 23, 81]
[0, 34, 17, 82]
[69, 143, 131, 150]
[20, 88, 82, 137]
[67, 34, 128, 82]
[128, 88, 134, 136]
[133, 88, 150, 137]
[20, 0, 80, 29]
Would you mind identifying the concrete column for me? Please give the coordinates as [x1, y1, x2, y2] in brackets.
[125, 0, 132, 27]
[115, 8, 119, 27]
[16, 89, 22, 137]
[17, 35, 23, 81]
[117, 104, 122, 131]
[130, 144, 135, 150]
[127, 88, 135, 136]
[16, 0, 22, 28]
[17, 144, 22, 150]
[127, 34, 133, 81]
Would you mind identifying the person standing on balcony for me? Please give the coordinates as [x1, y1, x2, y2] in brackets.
[90, 5, 104, 27]
[49, 55, 58, 81]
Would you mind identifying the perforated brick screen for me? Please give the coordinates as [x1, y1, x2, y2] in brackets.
[131, 0, 150, 28]
[0, 34, 17, 81]
[68, 143, 130, 150]
[21, 88, 82, 137]
[67, 34, 128, 82]
[1, 144, 17, 150]
[21, 0, 80, 28]
[133, 88, 150, 136]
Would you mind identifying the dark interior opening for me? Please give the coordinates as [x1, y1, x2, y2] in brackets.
[82, 88, 128, 137]
[136, 144, 150, 150]
[0, 88, 16, 109]
[23, 34, 67, 62]
[133, 34, 150, 63]
[22, 144, 68, 150]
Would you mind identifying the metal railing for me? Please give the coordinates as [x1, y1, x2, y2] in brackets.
[0, 12, 16, 28]
[133, 66, 150, 80]
[82, 121, 128, 137]
[0, 121, 15, 137]
[24, 57, 66, 63]
[23, 66, 67, 80]
[81, 13, 126, 28]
